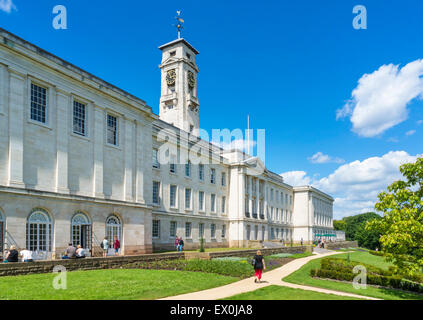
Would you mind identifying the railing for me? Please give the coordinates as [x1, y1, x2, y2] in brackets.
[92, 232, 104, 257]
[5, 230, 22, 250]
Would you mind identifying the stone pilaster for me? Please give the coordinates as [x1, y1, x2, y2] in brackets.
[124, 118, 134, 202]
[93, 106, 104, 198]
[7, 69, 25, 188]
[55, 90, 69, 193]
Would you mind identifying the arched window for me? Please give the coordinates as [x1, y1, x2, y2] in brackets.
[106, 215, 122, 243]
[71, 212, 92, 250]
[26, 209, 52, 252]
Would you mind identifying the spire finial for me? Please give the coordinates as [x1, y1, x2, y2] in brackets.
[175, 11, 184, 39]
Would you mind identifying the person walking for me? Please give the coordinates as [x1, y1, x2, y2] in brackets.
[174, 236, 180, 252]
[178, 237, 184, 252]
[113, 236, 120, 256]
[252, 250, 266, 283]
[101, 237, 109, 257]
[301, 238, 303, 246]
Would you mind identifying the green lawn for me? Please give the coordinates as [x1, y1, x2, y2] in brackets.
[283, 251, 423, 300]
[0, 269, 238, 300]
[223, 285, 363, 300]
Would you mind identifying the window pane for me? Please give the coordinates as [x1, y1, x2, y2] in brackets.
[73, 101, 86, 136]
[107, 114, 117, 145]
[31, 84, 47, 123]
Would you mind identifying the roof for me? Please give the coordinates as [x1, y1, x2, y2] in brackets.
[158, 38, 199, 55]
[0, 27, 153, 115]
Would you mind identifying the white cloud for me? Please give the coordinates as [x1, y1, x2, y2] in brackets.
[214, 138, 256, 152]
[337, 59, 423, 137]
[280, 171, 311, 186]
[417, 120, 423, 125]
[0, 0, 16, 13]
[308, 152, 345, 164]
[406, 130, 416, 136]
[281, 151, 420, 219]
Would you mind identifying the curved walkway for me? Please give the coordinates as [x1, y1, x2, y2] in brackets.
[160, 251, 380, 300]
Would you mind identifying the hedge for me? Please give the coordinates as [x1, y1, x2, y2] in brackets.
[311, 258, 423, 294]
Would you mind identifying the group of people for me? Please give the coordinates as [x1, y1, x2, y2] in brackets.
[317, 238, 326, 248]
[101, 236, 120, 257]
[174, 236, 184, 252]
[62, 243, 86, 259]
[3, 246, 34, 263]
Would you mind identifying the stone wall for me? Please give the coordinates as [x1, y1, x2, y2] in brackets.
[0, 246, 308, 277]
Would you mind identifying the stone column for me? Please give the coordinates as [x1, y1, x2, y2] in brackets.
[7, 69, 25, 188]
[0, 64, 6, 115]
[239, 169, 245, 219]
[93, 106, 104, 197]
[55, 90, 69, 193]
[124, 118, 134, 202]
[135, 119, 145, 203]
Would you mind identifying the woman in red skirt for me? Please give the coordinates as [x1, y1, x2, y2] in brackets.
[253, 250, 266, 283]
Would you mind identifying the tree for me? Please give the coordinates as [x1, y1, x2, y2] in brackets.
[344, 212, 381, 244]
[333, 219, 346, 231]
[366, 156, 423, 276]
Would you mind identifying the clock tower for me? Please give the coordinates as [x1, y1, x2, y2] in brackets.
[158, 38, 200, 135]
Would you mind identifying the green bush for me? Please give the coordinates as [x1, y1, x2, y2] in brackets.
[312, 258, 423, 294]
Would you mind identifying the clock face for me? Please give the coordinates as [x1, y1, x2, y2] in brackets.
[188, 71, 195, 88]
[166, 69, 176, 86]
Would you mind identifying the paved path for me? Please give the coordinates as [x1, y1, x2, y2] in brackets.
[160, 251, 380, 300]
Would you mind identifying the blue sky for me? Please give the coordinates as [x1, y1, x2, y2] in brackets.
[1, 0, 422, 218]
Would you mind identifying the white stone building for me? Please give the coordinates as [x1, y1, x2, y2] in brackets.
[0, 28, 334, 259]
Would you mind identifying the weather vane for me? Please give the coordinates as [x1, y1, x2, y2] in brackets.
[174, 10, 184, 39]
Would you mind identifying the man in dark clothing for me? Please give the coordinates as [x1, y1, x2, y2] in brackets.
[178, 238, 184, 252]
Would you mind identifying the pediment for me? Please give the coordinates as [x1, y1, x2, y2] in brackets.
[242, 157, 266, 176]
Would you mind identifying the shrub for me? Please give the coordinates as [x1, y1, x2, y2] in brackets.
[312, 257, 423, 294]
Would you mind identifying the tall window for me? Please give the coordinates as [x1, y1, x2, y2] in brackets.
[210, 169, 216, 184]
[73, 101, 87, 136]
[221, 196, 226, 214]
[153, 149, 160, 169]
[185, 188, 192, 210]
[255, 225, 259, 240]
[27, 209, 52, 253]
[199, 191, 205, 211]
[152, 220, 160, 238]
[222, 225, 226, 238]
[211, 194, 216, 212]
[211, 224, 216, 239]
[107, 114, 118, 145]
[170, 221, 177, 237]
[199, 223, 204, 239]
[185, 222, 192, 238]
[153, 181, 160, 205]
[106, 215, 122, 244]
[185, 161, 191, 177]
[30, 83, 47, 123]
[221, 172, 226, 186]
[71, 212, 91, 250]
[246, 225, 251, 240]
[170, 185, 177, 208]
[199, 164, 204, 181]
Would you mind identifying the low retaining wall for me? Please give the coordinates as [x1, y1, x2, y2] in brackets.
[184, 246, 308, 260]
[325, 241, 358, 250]
[0, 246, 308, 277]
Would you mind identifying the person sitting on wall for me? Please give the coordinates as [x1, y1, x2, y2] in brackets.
[20, 247, 33, 262]
[76, 245, 86, 259]
[62, 243, 76, 259]
[4, 246, 19, 263]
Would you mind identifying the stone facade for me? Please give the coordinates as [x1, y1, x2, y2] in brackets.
[0, 28, 335, 260]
